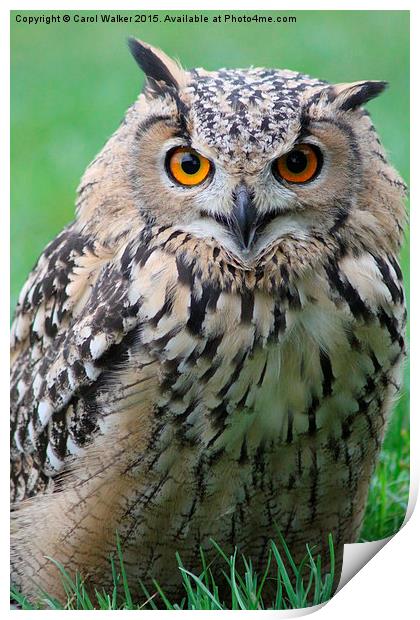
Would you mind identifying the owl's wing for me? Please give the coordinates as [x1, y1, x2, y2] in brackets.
[10, 224, 146, 501]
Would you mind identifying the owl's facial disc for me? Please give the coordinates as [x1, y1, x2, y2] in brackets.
[127, 39, 395, 261]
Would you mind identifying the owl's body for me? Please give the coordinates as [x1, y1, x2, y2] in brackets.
[11, 40, 406, 602]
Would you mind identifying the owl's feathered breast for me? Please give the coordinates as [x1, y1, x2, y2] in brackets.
[10, 219, 405, 502]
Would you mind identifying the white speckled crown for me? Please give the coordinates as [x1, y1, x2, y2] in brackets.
[188, 68, 325, 160]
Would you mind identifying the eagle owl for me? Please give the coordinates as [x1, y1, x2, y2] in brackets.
[11, 38, 406, 603]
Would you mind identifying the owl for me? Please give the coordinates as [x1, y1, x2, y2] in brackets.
[11, 38, 406, 604]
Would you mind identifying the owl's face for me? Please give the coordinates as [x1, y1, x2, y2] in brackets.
[80, 39, 405, 265]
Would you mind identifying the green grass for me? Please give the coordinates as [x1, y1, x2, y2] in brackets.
[11, 533, 335, 610]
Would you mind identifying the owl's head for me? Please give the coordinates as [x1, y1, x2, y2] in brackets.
[78, 39, 406, 265]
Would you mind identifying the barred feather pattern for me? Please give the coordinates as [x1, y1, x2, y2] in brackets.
[11, 220, 405, 597]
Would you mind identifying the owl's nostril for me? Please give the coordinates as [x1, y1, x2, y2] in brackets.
[232, 184, 258, 250]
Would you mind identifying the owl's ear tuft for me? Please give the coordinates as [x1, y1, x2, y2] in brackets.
[327, 80, 388, 111]
[128, 37, 187, 92]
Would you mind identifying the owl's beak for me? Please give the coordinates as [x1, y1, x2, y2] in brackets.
[231, 184, 258, 250]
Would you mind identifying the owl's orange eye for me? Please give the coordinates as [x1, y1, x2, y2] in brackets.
[166, 147, 212, 187]
[274, 144, 322, 184]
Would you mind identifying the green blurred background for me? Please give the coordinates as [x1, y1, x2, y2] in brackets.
[10, 10, 409, 540]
